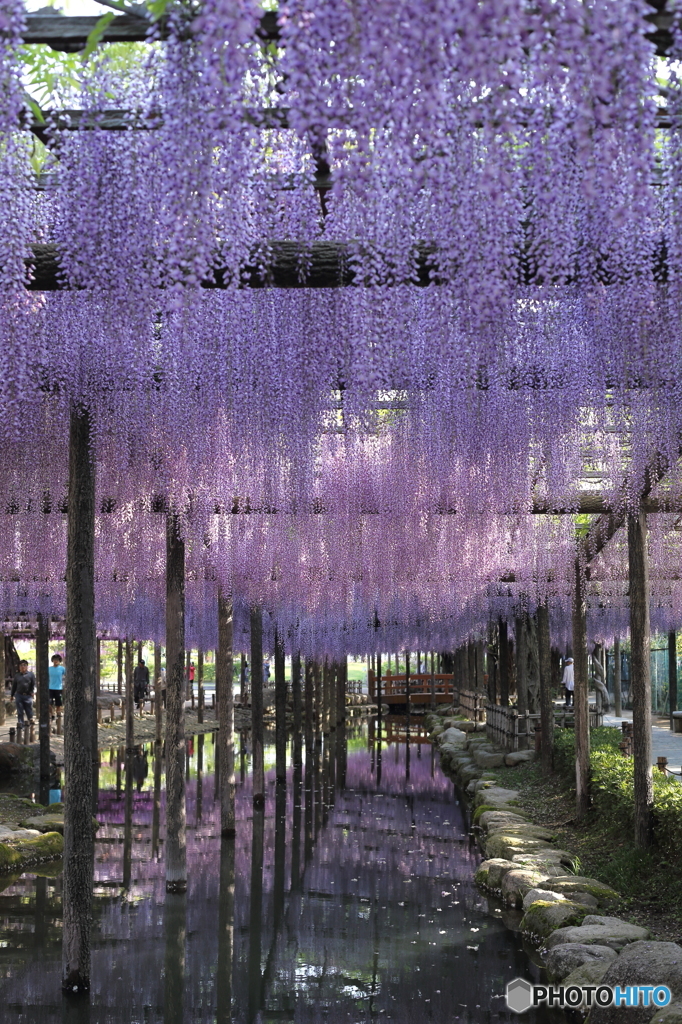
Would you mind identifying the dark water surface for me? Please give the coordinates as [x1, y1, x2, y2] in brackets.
[0, 722, 567, 1023]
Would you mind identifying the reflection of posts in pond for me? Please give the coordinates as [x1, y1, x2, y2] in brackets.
[304, 724, 314, 864]
[152, 742, 162, 859]
[34, 875, 48, 949]
[122, 747, 133, 891]
[247, 804, 265, 1024]
[60, 993, 92, 1024]
[164, 892, 186, 1024]
[274, 781, 286, 925]
[291, 757, 302, 891]
[216, 838, 235, 1024]
[196, 733, 204, 824]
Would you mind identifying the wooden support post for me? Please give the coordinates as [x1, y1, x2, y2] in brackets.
[117, 639, 123, 695]
[515, 615, 528, 713]
[628, 509, 653, 848]
[125, 639, 134, 749]
[614, 636, 622, 718]
[62, 403, 96, 993]
[573, 556, 590, 821]
[669, 631, 677, 729]
[499, 619, 509, 706]
[165, 514, 187, 891]
[537, 601, 553, 772]
[186, 649, 191, 700]
[217, 590, 235, 836]
[313, 659, 321, 738]
[0, 635, 5, 727]
[109, 702, 115, 723]
[337, 657, 346, 726]
[430, 650, 435, 710]
[405, 650, 411, 723]
[240, 652, 247, 704]
[292, 650, 302, 769]
[322, 658, 331, 734]
[96, 638, 101, 696]
[154, 642, 162, 744]
[197, 650, 204, 724]
[275, 628, 286, 785]
[250, 604, 264, 805]
[37, 613, 50, 781]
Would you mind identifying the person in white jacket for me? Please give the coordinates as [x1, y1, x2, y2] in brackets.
[562, 657, 574, 708]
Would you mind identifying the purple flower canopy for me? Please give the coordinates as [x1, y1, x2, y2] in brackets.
[0, 0, 680, 651]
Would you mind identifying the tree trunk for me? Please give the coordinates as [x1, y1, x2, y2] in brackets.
[499, 619, 509, 706]
[336, 657, 346, 727]
[36, 613, 50, 781]
[62, 403, 96, 993]
[537, 601, 553, 772]
[275, 628, 286, 784]
[614, 636, 622, 718]
[165, 514, 187, 892]
[250, 605, 264, 805]
[117, 639, 122, 695]
[572, 556, 590, 821]
[515, 615, 528, 716]
[217, 590, 235, 836]
[628, 509, 653, 848]
[669, 631, 677, 727]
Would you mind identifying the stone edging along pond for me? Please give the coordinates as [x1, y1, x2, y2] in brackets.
[425, 711, 682, 1023]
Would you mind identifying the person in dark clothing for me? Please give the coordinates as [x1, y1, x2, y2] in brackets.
[133, 659, 150, 712]
[11, 660, 35, 726]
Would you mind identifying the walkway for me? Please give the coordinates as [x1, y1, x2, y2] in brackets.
[602, 708, 682, 776]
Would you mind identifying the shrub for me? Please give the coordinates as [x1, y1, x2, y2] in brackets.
[553, 726, 622, 779]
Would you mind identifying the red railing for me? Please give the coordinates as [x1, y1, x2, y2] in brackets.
[368, 671, 454, 700]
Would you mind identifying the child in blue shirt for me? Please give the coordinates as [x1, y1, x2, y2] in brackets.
[49, 653, 65, 708]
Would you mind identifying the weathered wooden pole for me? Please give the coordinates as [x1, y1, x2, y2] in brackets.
[197, 649, 204, 725]
[313, 659, 321, 740]
[613, 636, 622, 718]
[62, 403, 96, 993]
[154, 642, 162, 744]
[304, 658, 314, 749]
[247, 804, 265, 1023]
[336, 657, 346, 727]
[0, 634, 5, 727]
[292, 650, 302, 770]
[322, 658, 331, 734]
[668, 631, 677, 729]
[117, 639, 123, 695]
[240, 652, 247, 704]
[274, 628, 286, 784]
[499, 619, 510, 706]
[628, 509, 653, 848]
[572, 556, 590, 821]
[165, 514, 187, 892]
[537, 601, 553, 772]
[125, 639, 134, 747]
[36, 613, 50, 782]
[405, 649, 411, 722]
[515, 615, 528, 714]
[217, 590, 235, 836]
[250, 604, 264, 805]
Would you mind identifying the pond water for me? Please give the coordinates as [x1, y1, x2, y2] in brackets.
[0, 720, 567, 1023]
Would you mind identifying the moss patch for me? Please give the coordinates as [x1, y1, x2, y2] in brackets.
[0, 831, 63, 873]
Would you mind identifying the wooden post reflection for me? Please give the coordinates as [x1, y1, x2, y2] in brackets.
[216, 838, 235, 1024]
[247, 804, 265, 1024]
[163, 893, 186, 1024]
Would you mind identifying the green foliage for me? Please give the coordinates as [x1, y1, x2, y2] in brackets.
[552, 725, 622, 778]
[555, 725, 682, 861]
[81, 12, 117, 62]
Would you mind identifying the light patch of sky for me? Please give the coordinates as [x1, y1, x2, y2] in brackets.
[26, 0, 111, 15]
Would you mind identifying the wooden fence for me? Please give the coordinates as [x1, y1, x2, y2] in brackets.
[454, 688, 486, 722]
[485, 703, 605, 751]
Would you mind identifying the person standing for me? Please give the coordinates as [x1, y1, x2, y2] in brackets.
[48, 653, 65, 713]
[11, 660, 36, 727]
[133, 659, 150, 713]
[561, 657, 574, 708]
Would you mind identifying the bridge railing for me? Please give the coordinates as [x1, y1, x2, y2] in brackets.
[368, 670, 454, 700]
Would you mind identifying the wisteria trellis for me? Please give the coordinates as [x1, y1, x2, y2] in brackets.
[1, 0, 682, 653]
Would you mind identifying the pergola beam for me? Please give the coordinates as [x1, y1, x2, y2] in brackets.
[21, 7, 673, 57]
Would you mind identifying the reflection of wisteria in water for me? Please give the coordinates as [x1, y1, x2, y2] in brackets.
[0, 725, 567, 1024]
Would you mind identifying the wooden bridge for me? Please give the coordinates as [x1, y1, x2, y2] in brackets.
[368, 670, 455, 707]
